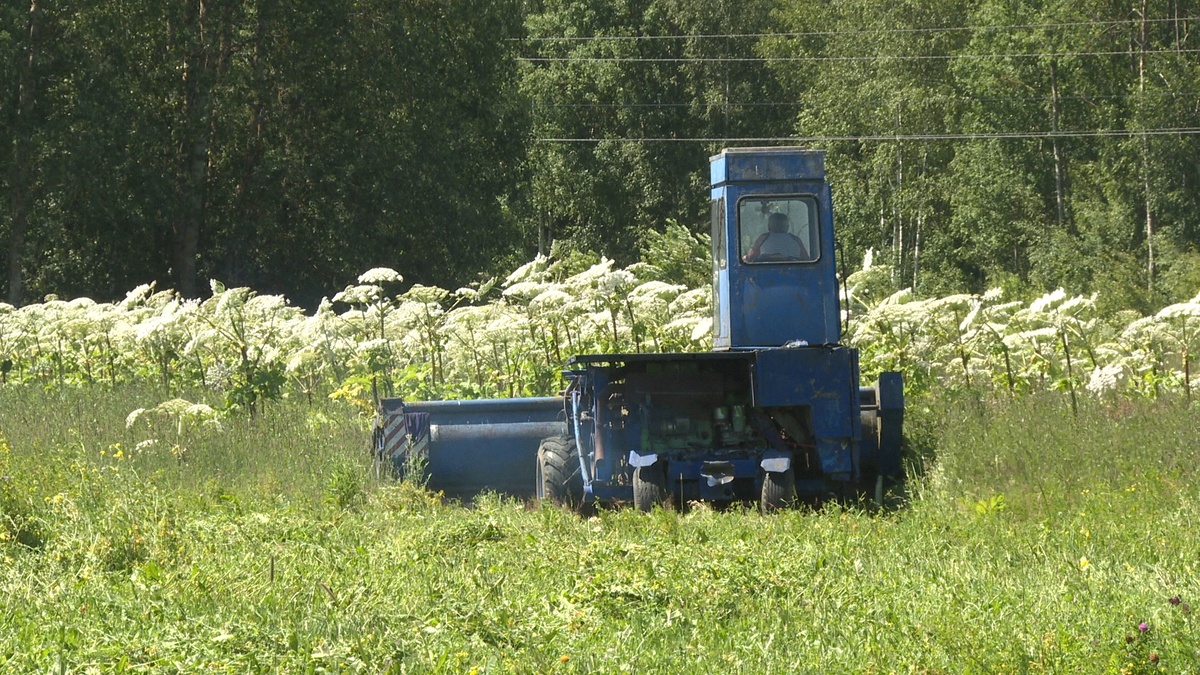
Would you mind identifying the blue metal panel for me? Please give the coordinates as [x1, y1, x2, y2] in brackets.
[711, 148, 826, 185]
[403, 397, 563, 422]
[590, 482, 633, 502]
[752, 347, 859, 475]
[752, 348, 855, 427]
[392, 397, 566, 499]
[710, 158, 727, 187]
[815, 438, 852, 476]
[876, 372, 905, 477]
[666, 458, 761, 481]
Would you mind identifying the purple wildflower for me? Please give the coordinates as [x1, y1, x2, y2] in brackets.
[1169, 595, 1181, 606]
[1138, 622, 1149, 633]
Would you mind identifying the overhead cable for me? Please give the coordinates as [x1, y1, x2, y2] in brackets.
[521, 48, 1200, 63]
[535, 128, 1200, 142]
[532, 92, 1200, 108]
[519, 16, 1198, 42]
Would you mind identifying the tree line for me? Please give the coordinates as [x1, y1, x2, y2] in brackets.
[2, 0, 1198, 312]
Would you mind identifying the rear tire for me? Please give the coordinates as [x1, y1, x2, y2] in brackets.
[536, 436, 584, 511]
[633, 464, 670, 512]
[761, 467, 796, 513]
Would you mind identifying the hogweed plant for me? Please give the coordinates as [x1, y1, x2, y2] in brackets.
[188, 281, 299, 415]
[396, 283, 453, 392]
[0, 250, 1199, 407]
[125, 398, 223, 462]
[286, 299, 353, 404]
[1150, 293, 1200, 401]
[332, 268, 403, 403]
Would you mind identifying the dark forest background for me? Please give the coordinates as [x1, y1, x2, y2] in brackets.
[2, 0, 1198, 311]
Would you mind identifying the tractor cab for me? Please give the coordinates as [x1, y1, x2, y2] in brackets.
[710, 147, 841, 350]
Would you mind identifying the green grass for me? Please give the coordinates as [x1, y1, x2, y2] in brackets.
[1, 387, 1197, 673]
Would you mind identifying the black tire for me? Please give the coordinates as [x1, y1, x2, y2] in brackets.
[632, 463, 670, 512]
[761, 467, 796, 513]
[536, 436, 584, 511]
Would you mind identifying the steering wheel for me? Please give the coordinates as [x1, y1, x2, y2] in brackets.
[753, 253, 802, 263]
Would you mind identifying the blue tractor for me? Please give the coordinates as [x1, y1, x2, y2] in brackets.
[374, 147, 904, 511]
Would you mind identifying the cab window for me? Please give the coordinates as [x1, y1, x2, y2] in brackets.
[738, 196, 819, 264]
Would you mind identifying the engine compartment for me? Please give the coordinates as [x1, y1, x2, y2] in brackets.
[569, 355, 829, 502]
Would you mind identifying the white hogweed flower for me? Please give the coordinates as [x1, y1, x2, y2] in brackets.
[1156, 301, 1200, 320]
[125, 408, 147, 428]
[120, 283, 156, 309]
[333, 284, 383, 306]
[1028, 288, 1067, 314]
[402, 284, 449, 305]
[1085, 364, 1125, 395]
[357, 268, 403, 285]
[502, 281, 550, 303]
[502, 255, 550, 287]
[529, 287, 574, 313]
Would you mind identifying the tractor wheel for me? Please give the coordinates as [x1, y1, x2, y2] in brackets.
[536, 436, 584, 511]
[632, 463, 670, 512]
[761, 467, 797, 513]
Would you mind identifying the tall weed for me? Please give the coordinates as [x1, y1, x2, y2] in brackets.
[922, 391, 1200, 517]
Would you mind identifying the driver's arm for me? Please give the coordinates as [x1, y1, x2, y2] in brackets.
[742, 233, 769, 263]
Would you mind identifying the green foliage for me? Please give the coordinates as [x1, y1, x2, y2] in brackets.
[3, 0, 529, 304]
[637, 219, 712, 289]
[520, 0, 789, 262]
[5, 0, 1200, 316]
[4, 0, 1200, 325]
[1, 388, 1198, 671]
[324, 461, 367, 511]
[765, 0, 1200, 304]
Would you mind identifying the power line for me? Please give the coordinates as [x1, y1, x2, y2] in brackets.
[532, 92, 1200, 108]
[534, 101, 802, 108]
[520, 16, 1198, 42]
[521, 48, 1200, 63]
[535, 128, 1200, 142]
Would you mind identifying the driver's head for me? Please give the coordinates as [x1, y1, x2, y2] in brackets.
[768, 212, 790, 233]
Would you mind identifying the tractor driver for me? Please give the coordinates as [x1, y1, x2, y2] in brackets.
[743, 212, 809, 263]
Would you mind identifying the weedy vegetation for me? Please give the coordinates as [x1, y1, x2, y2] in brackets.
[2, 256, 1198, 672]
[2, 248, 1200, 412]
[1, 384, 1197, 673]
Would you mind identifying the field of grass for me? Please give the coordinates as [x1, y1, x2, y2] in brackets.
[1, 386, 1198, 673]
